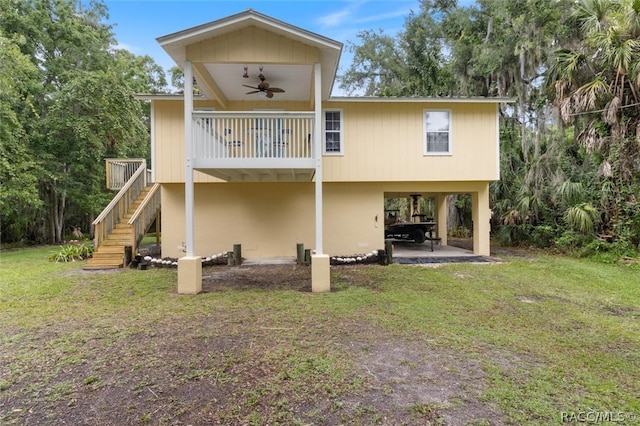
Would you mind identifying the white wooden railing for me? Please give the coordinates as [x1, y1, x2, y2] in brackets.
[193, 111, 315, 161]
[128, 183, 161, 255]
[93, 160, 148, 250]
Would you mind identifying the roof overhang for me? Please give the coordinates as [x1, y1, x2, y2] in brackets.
[135, 94, 515, 104]
[327, 96, 516, 103]
[156, 9, 342, 103]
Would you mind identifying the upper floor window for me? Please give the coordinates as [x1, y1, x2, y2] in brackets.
[323, 109, 343, 155]
[423, 110, 451, 155]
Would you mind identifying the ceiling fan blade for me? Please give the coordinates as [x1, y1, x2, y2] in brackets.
[245, 90, 260, 95]
[266, 91, 274, 99]
[268, 87, 285, 93]
[259, 82, 270, 90]
[242, 84, 260, 90]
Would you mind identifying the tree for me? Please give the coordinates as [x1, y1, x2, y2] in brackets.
[0, 0, 167, 244]
[0, 32, 42, 242]
[338, 4, 453, 96]
[548, 0, 640, 246]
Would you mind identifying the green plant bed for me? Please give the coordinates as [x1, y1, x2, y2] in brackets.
[48, 240, 94, 262]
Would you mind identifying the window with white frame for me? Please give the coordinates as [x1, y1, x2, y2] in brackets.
[423, 110, 451, 155]
[323, 109, 343, 155]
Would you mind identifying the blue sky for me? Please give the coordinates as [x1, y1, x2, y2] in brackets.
[104, 0, 423, 78]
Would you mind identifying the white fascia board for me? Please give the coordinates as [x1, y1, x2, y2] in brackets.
[327, 96, 515, 104]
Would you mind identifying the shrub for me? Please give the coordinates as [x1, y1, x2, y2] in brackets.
[554, 231, 594, 253]
[49, 241, 94, 262]
[494, 224, 533, 246]
[531, 225, 556, 248]
[450, 226, 471, 238]
[579, 239, 639, 263]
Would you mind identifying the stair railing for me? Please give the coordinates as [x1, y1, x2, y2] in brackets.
[106, 158, 147, 190]
[127, 183, 161, 255]
[93, 160, 148, 251]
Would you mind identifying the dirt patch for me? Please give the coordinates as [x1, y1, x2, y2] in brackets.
[202, 264, 312, 292]
[2, 265, 505, 425]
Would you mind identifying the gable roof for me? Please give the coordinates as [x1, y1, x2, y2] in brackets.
[156, 9, 343, 100]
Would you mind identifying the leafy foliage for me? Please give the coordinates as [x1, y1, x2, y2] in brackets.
[48, 240, 94, 262]
[0, 0, 169, 245]
[341, 0, 639, 258]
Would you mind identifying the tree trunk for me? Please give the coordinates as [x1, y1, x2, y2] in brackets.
[55, 190, 66, 243]
[447, 194, 461, 233]
[47, 184, 66, 244]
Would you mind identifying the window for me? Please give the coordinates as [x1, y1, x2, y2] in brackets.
[423, 110, 451, 155]
[323, 109, 343, 155]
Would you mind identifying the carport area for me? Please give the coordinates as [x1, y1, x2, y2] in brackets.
[388, 239, 495, 264]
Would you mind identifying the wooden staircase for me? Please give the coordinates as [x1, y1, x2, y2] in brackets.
[84, 186, 152, 269]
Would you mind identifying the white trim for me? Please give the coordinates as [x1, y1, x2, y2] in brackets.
[134, 94, 513, 103]
[134, 94, 206, 101]
[329, 96, 515, 103]
[314, 63, 323, 254]
[423, 109, 452, 156]
[322, 108, 344, 156]
[157, 10, 342, 51]
[184, 61, 195, 257]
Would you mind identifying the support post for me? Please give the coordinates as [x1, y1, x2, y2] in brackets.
[436, 193, 448, 246]
[183, 60, 195, 257]
[311, 62, 330, 293]
[472, 183, 491, 256]
[178, 60, 202, 294]
[311, 254, 330, 292]
[178, 256, 202, 294]
[233, 244, 242, 266]
[155, 211, 161, 246]
[384, 240, 393, 264]
[296, 243, 305, 265]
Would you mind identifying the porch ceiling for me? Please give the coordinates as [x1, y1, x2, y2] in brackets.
[204, 63, 313, 102]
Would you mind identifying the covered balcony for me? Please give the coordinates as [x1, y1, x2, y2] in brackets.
[192, 111, 315, 182]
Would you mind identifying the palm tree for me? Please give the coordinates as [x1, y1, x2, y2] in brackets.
[548, 0, 640, 245]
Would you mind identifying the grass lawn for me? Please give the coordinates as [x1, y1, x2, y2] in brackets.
[1, 246, 639, 425]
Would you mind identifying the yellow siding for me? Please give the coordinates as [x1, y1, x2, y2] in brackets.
[161, 182, 315, 259]
[322, 101, 498, 182]
[186, 27, 320, 64]
[160, 181, 491, 259]
[154, 100, 498, 183]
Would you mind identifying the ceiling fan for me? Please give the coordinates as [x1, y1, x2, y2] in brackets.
[243, 70, 285, 99]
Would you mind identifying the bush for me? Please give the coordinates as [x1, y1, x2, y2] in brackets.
[49, 241, 94, 262]
[531, 225, 556, 248]
[450, 226, 471, 238]
[553, 231, 594, 252]
[579, 239, 639, 263]
[494, 224, 533, 246]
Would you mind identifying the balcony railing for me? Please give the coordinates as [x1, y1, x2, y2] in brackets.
[192, 111, 315, 164]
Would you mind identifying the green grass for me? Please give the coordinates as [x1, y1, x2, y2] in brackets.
[1, 246, 639, 425]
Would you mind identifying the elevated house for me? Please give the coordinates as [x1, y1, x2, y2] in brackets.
[88, 9, 509, 293]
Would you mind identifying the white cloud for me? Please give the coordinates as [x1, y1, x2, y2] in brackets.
[316, 7, 355, 27]
[353, 7, 415, 25]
